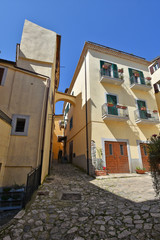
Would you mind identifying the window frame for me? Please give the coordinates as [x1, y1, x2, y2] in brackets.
[70, 117, 73, 130]
[0, 67, 8, 86]
[11, 114, 30, 136]
[153, 62, 159, 72]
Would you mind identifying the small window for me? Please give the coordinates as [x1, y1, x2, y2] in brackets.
[70, 117, 73, 130]
[109, 144, 113, 155]
[0, 163, 2, 171]
[120, 145, 124, 155]
[11, 114, 30, 136]
[0, 67, 8, 86]
[15, 118, 26, 132]
[154, 62, 159, 72]
[143, 146, 147, 156]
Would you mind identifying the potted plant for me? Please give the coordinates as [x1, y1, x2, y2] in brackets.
[102, 64, 108, 69]
[146, 77, 152, 81]
[116, 105, 121, 109]
[153, 110, 158, 113]
[118, 68, 124, 73]
[134, 72, 139, 77]
[121, 106, 127, 110]
[95, 166, 108, 176]
[94, 149, 108, 176]
[107, 102, 114, 107]
[136, 167, 146, 174]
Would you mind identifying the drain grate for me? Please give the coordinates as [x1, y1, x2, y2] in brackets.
[61, 192, 81, 201]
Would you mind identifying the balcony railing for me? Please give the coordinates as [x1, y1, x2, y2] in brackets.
[130, 76, 152, 91]
[100, 69, 124, 85]
[59, 120, 65, 130]
[134, 109, 160, 124]
[102, 103, 129, 121]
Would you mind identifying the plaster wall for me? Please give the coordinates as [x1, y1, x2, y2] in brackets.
[0, 119, 11, 187]
[0, 65, 47, 186]
[148, 66, 160, 113]
[65, 53, 91, 170]
[52, 115, 63, 161]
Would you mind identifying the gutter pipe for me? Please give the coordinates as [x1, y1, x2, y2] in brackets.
[84, 55, 89, 175]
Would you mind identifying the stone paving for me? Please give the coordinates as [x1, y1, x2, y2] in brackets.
[0, 164, 160, 240]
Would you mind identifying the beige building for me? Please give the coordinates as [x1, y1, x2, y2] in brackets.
[0, 20, 61, 187]
[63, 42, 160, 174]
[52, 114, 64, 163]
[148, 57, 160, 114]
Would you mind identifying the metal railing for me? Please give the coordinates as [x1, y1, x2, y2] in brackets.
[130, 76, 151, 86]
[102, 103, 129, 118]
[134, 109, 159, 122]
[100, 69, 123, 80]
[59, 120, 65, 129]
[24, 166, 41, 206]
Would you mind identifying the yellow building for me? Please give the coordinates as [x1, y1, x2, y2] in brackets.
[0, 20, 61, 187]
[64, 42, 160, 174]
[52, 114, 64, 163]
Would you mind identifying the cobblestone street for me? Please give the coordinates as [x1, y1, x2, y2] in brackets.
[0, 164, 160, 240]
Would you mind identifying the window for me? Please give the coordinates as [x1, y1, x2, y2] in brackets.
[153, 62, 159, 72]
[11, 115, 30, 136]
[100, 60, 118, 78]
[15, 118, 26, 132]
[70, 117, 73, 130]
[109, 144, 113, 155]
[0, 67, 8, 86]
[128, 68, 145, 85]
[120, 145, 124, 155]
[106, 94, 118, 116]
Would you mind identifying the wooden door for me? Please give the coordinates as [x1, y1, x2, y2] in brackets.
[140, 143, 150, 171]
[105, 141, 129, 173]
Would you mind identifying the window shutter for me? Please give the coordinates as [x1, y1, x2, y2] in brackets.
[154, 83, 159, 93]
[157, 58, 160, 68]
[100, 60, 105, 76]
[100, 60, 105, 69]
[128, 68, 133, 77]
[139, 71, 145, 84]
[112, 64, 118, 78]
[150, 65, 154, 75]
[0, 68, 4, 85]
[128, 68, 134, 84]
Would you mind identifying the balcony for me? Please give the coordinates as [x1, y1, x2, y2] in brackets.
[130, 76, 152, 91]
[102, 103, 129, 121]
[134, 109, 160, 124]
[59, 120, 65, 130]
[100, 69, 124, 85]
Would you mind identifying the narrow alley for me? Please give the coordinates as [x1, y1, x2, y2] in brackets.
[1, 164, 160, 240]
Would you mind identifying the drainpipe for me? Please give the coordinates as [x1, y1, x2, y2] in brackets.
[40, 78, 50, 181]
[84, 55, 89, 175]
[48, 76, 56, 175]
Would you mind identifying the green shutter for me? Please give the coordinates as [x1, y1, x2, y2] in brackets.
[100, 60, 105, 76]
[112, 64, 118, 78]
[107, 94, 118, 115]
[137, 100, 147, 119]
[128, 68, 134, 84]
[139, 71, 145, 85]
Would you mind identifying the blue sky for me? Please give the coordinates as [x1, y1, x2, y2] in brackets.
[0, 0, 160, 113]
